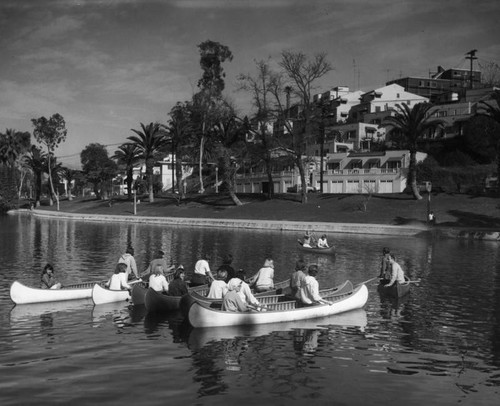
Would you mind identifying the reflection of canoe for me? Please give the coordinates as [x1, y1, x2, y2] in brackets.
[10, 280, 101, 304]
[92, 284, 131, 305]
[188, 308, 367, 349]
[188, 282, 368, 328]
[9, 299, 92, 321]
[297, 240, 335, 254]
[378, 276, 411, 298]
[144, 288, 182, 313]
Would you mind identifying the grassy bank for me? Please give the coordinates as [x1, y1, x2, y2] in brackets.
[34, 191, 500, 230]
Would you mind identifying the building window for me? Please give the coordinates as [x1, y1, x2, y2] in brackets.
[419, 80, 425, 87]
[397, 93, 400, 98]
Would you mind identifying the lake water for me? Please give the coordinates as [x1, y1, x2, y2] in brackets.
[0, 213, 499, 405]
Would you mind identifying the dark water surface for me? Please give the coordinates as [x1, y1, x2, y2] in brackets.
[0, 213, 499, 405]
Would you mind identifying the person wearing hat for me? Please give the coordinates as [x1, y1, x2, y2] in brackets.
[141, 249, 174, 280]
[117, 246, 139, 280]
[167, 265, 188, 296]
[222, 278, 249, 312]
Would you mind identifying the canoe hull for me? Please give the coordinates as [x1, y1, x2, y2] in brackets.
[10, 280, 96, 304]
[131, 283, 148, 305]
[297, 241, 335, 255]
[378, 276, 411, 298]
[188, 283, 368, 328]
[144, 288, 182, 313]
[92, 284, 131, 305]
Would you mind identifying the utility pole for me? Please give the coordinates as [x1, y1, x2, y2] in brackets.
[465, 49, 477, 89]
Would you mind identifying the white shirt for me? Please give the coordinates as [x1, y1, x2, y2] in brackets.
[207, 280, 228, 299]
[194, 259, 211, 275]
[149, 274, 169, 292]
[317, 238, 329, 248]
[237, 281, 259, 305]
[107, 273, 130, 290]
[299, 275, 322, 304]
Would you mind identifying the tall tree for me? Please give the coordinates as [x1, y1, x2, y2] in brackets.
[0, 129, 31, 205]
[383, 103, 444, 200]
[164, 102, 194, 198]
[238, 59, 281, 200]
[476, 90, 500, 183]
[127, 122, 166, 203]
[112, 143, 141, 199]
[60, 167, 76, 200]
[23, 146, 47, 207]
[273, 51, 333, 203]
[31, 114, 67, 210]
[192, 40, 233, 193]
[81, 143, 118, 200]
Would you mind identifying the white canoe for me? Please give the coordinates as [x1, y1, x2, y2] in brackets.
[91, 283, 131, 305]
[187, 282, 368, 328]
[10, 280, 98, 304]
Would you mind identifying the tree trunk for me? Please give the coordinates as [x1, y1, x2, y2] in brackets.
[126, 168, 133, 200]
[265, 154, 274, 200]
[409, 151, 422, 200]
[199, 135, 205, 193]
[296, 155, 308, 204]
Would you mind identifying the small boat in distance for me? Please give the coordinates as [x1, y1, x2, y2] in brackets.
[297, 240, 335, 254]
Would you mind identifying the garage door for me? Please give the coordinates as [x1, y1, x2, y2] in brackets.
[379, 180, 393, 193]
[331, 181, 343, 193]
[346, 180, 360, 193]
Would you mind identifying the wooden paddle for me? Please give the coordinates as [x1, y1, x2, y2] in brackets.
[356, 277, 379, 286]
[407, 279, 422, 284]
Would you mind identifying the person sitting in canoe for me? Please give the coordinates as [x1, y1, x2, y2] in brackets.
[316, 234, 329, 248]
[191, 253, 215, 287]
[106, 263, 131, 290]
[246, 258, 275, 293]
[290, 259, 307, 298]
[299, 264, 332, 306]
[302, 231, 315, 248]
[141, 250, 175, 280]
[117, 246, 139, 281]
[167, 266, 188, 296]
[384, 254, 405, 288]
[234, 269, 261, 307]
[149, 264, 169, 294]
[378, 247, 391, 280]
[222, 278, 250, 312]
[40, 263, 62, 289]
[207, 269, 228, 299]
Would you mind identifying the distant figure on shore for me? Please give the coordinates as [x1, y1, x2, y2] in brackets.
[41, 263, 61, 289]
[428, 211, 436, 226]
[118, 246, 139, 280]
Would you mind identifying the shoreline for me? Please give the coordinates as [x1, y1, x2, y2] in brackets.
[8, 209, 500, 240]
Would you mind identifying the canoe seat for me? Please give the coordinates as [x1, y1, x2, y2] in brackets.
[266, 301, 297, 311]
[258, 294, 285, 304]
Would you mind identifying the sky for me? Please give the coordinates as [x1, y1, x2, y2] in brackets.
[1, 0, 499, 169]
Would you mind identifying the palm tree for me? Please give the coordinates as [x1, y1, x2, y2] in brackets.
[477, 90, 500, 183]
[112, 143, 141, 199]
[0, 129, 31, 205]
[23, 146, 47, 207]
[383, 103, 444, 200]
[127, 122, 167, 203]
